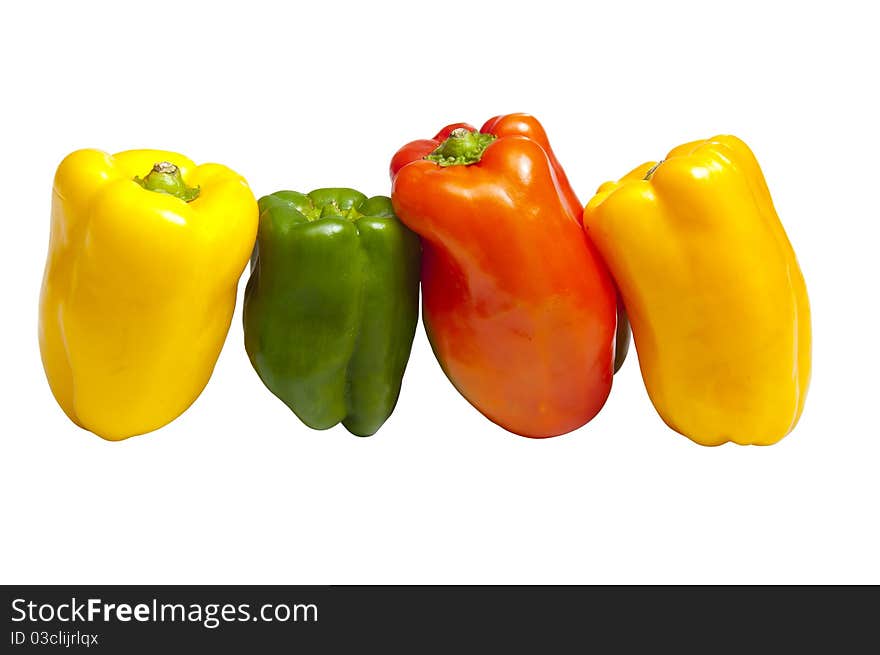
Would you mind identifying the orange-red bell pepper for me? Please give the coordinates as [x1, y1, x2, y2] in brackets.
[392, 115, 630, 373]
[390, 115, 618, 438]
[480, 114, 631, 372]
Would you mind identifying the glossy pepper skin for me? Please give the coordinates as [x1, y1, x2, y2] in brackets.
[390, 114, 630, 372]
[391, 118, 617, 438]
[243, 189, 420, 437]
[481, 114, 631, 372]
[583, 135, 811, 446]
[39, 149, 258, 440]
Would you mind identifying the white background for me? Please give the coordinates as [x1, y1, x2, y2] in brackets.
[1, 0, 877, 584]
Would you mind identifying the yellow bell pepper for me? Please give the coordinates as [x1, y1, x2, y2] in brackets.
[583, 135, 811, 446]
[38, 149, 258, 441]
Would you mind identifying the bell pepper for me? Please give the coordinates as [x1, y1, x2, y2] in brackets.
[480, 114, 631, 372]
[390, 117, 618, 438]
[39, 149, 258, 440]
[583, 135, 811, 446]
[390, 113, 630, 372]
[243, 188, 420, 437]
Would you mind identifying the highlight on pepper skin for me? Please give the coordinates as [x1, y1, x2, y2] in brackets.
[38, 149, 258, 441]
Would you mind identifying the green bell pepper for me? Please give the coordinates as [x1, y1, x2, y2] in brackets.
[243, 188, 421, 436]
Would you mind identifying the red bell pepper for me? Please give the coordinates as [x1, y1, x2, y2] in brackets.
[481, 114, 631, 372]
[390, 114, 618, 438]
[392, 114, 630, 373]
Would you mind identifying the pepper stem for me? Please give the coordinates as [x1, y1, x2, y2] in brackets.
[134, 162, 200, 202]
[643, 160, 664, 181]
[426, 128, 496, 166]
